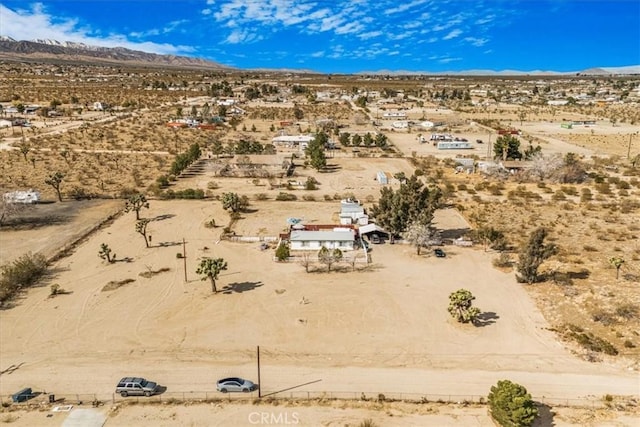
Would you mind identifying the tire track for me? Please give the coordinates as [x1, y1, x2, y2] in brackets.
[133, 265, 178, 344]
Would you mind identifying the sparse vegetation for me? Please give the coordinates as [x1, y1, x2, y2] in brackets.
[0, 252, 48, 305]
[2, 62, 640, 406]
[102, 278, 135, 292]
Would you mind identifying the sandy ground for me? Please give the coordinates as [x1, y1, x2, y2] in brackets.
[1, 201, 638, 405]
[2, 400, 639, 427]
[1, 99, 639, 426]
[0, 200, 122, 265]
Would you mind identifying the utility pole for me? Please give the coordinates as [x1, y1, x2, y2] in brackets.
[257, 345, 262, 398]
[628, 133, 636, 159]
[182, 238, 187, 282]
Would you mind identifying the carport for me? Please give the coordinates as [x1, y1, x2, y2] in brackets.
[359, 223, 388, 242]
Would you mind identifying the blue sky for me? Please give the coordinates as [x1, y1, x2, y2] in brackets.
[1, 1, 638, 73]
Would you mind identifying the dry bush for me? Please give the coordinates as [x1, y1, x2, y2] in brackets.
[102, 278, 135, 292]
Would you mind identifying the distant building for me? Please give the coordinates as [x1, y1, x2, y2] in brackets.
[437, 141, 473, 150]
[272, 135, 314, 148]
[3, 189, 41, 204]
[339, 199, 367, 225]
[92, 102, 109, 111]
[376, 171, 389, 184]
[382, 111, 407, 118]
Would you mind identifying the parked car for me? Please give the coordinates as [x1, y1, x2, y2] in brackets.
[370, 234, 381, 244]
[217, 377, 256, 393]
[116, 377, 159, 397]
[434, 248, 446, 258]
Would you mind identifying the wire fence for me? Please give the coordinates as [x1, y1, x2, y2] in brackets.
[1, 390, 610, 410]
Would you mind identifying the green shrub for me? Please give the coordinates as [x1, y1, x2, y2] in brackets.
[492, 253, 512, 268]
[156, 175, 170, 188]
[275, 244, 290, 261]
[0, 252, 48, 304]
[305, 177, 318, 190]
[615, 303, 638, 320]
[560, 186, 578, 196]
[580, 188, 592, 203]
[592, 310, 616, 326]
[551, 190, 566, 201]
[161, 188, 205, 199]
[488, 380, 538, 427]
[275, 192, 297, 201]
[565, 327, 619, 355]
[616, 180, 631, 190]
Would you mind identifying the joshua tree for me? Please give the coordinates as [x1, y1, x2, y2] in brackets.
[44, 172, 65, 202]
[447, 289, 481, 324]
[98, 243, 115, 263]
[135, 219, 151, 248]
[196, 257, 228, 293]
[221, 192, 242, 213]
[609, 256, 625, 280]
[124, 194, 149, 220]
[18, 142, 30, 162]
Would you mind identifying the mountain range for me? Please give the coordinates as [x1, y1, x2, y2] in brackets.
[0, 36, 228, 70]
[1, 36, 638, 76]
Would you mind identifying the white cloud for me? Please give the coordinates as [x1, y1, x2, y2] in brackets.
[335, 21, 365, 35]
[464, 37, 488, 47]
[388, 31, 415, 41]
[403, 21, 422, 30]
[385, 0, 429, 15]
[0, 4, 190, 54]
[475, 15, 496, 25]
[225, 28, 262, 44]
[443, 29, 462, 40]
[358, 31, 383, 40]
[311, 51, 325, 58]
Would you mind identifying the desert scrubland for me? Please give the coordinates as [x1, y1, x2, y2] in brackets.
[1, 63, 639, 426]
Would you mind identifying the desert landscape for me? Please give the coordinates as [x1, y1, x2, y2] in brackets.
[1, 60, 639, 426]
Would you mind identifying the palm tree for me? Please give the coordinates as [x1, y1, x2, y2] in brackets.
[196, 257, 228, 293]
